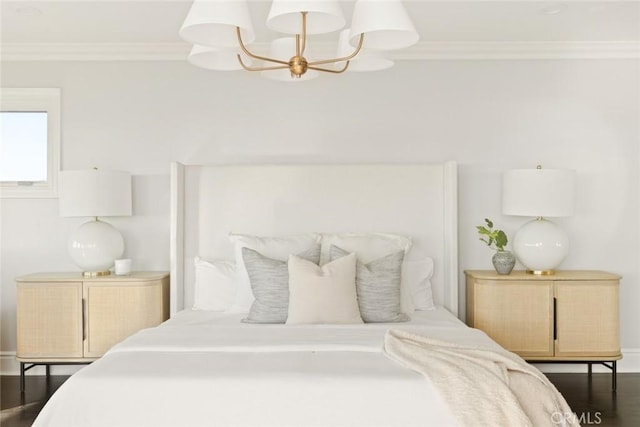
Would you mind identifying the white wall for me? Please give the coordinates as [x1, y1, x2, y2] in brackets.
[1, 58, 638, 372]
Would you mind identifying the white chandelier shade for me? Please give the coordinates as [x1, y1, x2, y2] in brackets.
[267, 0, 345, 35]
[349, 0, 419, 50]
[188, 45, 252, 70]
[261, 38, 319, 81]
[336, 29, 393, 72]
[180, 0, 255, 48]
[179, 0, 418, 78]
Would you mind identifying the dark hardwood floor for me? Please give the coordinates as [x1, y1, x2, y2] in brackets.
[545, 373, 640, 427]
[0, 375, 68, 427]
[1, 373, 639, 426]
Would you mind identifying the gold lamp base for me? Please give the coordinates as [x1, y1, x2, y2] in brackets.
[82, 271, 111, 278]
[526, 270, 555, 275]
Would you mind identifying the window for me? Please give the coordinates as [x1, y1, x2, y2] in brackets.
[0, 88, 60, 198]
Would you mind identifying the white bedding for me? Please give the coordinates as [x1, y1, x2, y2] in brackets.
[34, 308, 499, 427]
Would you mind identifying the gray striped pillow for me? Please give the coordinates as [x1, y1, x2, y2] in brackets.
[330, 245, 409, 323]
[242, 245, 320, 323]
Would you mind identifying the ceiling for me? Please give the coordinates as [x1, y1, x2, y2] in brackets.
[1, 1, 638, 61]
[2, 1, 638, 44]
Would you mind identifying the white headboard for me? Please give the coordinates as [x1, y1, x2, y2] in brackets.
[170, 163, 459, 317]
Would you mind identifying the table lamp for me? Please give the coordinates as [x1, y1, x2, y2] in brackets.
[59, 169, 132, 277]
[502, 165, 575, 275]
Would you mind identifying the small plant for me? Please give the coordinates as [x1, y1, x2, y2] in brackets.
[477, 218, 508, 252]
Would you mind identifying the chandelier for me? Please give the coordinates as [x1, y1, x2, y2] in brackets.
[180, 0, 419, 81]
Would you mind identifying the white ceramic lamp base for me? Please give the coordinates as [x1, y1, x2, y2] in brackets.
[513, 217, 569, 275]
[68, 219, 124, 277]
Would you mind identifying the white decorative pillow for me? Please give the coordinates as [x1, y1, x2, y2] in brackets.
[403, 258, 435, 310]
[319, 232, 414, 313]
[229, 233, 321, 311]
[192, 257, 236, 311]
[287, 253, 363, 325]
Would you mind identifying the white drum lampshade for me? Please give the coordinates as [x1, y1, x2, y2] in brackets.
[502, 167, 576, 274]
[59, 169, 132, 277]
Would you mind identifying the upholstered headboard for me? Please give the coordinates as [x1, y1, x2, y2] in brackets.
[170, 163, 458, 316]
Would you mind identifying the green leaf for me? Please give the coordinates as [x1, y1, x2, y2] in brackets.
[477, 218, 509, 251]
[495, 230, 508, 250]
[477, 226, 490, 235]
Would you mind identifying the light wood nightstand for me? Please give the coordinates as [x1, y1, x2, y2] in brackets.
[16, 271, 169, 391]
[465, 270, 622, 390]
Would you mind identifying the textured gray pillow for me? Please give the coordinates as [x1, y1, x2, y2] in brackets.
[330, 245, 409, 323]
[242, 245, 320, 323]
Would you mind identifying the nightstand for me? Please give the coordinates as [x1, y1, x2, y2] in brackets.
[16, 271, 169, 391]
[465, 270, 621, 390]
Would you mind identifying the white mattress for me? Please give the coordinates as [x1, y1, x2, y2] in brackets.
[34, 308, 497, 427]
[166, 306, 467, 328]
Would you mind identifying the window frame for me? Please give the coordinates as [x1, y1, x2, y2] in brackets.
[0, 88, 61, 198]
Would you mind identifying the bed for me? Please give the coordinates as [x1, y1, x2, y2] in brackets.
[33, 163, 576, 426]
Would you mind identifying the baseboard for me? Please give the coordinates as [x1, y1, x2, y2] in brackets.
[3, 349, 640, 376]
[0, 352, 84, 376]
[534, 348, 640, 373]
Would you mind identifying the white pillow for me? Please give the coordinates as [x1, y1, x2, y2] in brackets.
[319, 233, 414, 313]
[319, 232, 412, 265]
[287, 253, 363, 325]
[192, 257, 236, 311]
[228, 233, 321, 311]
[403, 258, 435, 310]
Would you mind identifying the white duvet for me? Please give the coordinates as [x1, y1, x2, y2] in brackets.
[34, 309, 501, 427]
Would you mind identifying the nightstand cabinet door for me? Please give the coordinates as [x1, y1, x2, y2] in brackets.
[17, 282, 83, 358]
[466, 270, 622, 364]
[84, 280, 166, 357]
[472, 280, 554, 357]
[16, 272, 169, 364]
[555, 280, 620, 357]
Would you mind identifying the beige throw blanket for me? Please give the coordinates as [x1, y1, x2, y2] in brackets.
[384, 328, 580, 427]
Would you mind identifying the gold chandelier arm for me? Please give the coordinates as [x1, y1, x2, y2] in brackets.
[308, 61, 350, 74]
[236, 27, 289, 66]
[307, 33, 364, 67]
[237, 54, 289, 72]
[300, 11, 307, 56]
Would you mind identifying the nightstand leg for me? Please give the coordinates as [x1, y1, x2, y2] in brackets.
[588, 362, 592, 376]
[612, 361, 617, 393]
[45, 364, 50, 378]
[20, 362, 25, 393]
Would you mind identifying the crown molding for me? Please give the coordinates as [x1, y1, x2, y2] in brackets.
[1, 41, 638, 62]
[399, 41, 640, 60]
[0, 43, 190, 62]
